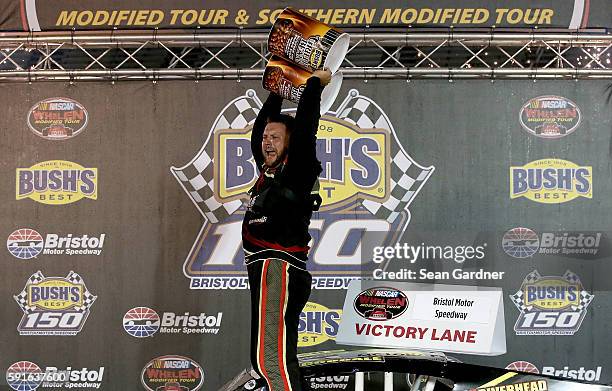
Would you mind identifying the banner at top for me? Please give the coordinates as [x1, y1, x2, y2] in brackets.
[6, 0, 609, 31]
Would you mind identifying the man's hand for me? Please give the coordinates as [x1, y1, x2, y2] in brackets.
[312, 68, 332, 86]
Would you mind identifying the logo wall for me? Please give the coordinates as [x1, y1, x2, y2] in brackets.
[14, 271, 97, 336]
[171, 89, 434, 290]
[519, 96, 581, 139]
[510, 158, 592, 203]
[27, 97, 89, 140]
[141, 355, 203, 391]
[16, 160, 98, 205]
[510, 270, 593, 335]
[6, 361, 104, 390]
[7, 228, 106, 259]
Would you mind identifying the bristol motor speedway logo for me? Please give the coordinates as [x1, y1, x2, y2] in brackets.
[6, 361, 104, 390]
[123, 307, 222, 337]
[171, 89, 434, 290]
[14, 271, 97, 336]
[502, 227, 607, 259]
[7, 228, 106, 259]
[510, 270, 593, 336]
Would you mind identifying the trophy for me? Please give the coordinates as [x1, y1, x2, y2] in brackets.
[263, 8, 349, 114]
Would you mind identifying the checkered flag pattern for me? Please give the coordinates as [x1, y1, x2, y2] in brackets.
[510, 270, 541, 311]
[14, 271, 45, 313]
[337, 90, 434, 223]
[67, 271, 97, 312]
[171, 90, 261, 223]
[563, 270, 594, 311]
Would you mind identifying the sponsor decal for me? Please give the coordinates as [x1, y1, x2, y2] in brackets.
[27, 97, 89, 140]
[472, 380, 548, 391]
[298, 302, 341, 347]
[519, 96, 581, 139]
[141, 355, 203, 391]
[506, 361, 540, 374]
[307, 376, 350, 390]
[541, 366, 602, 382]
[353, 287, 408, 321]
[14, 271, 97, 336]
[510, 270, 593, 335]
[123, 307, 222, 337]
[502, 227, 606, 259]
[16, 160, 98, 205]
[171, 89, 434, 289]
[510, 159, 592, 204]
[7, 228, 106, 259]
[6, 361, 104, 390]
[506, 361, 603, 383]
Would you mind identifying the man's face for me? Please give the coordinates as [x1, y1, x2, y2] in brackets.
[262, 122, 289, 167]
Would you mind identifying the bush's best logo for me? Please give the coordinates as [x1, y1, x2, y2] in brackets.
[6, 361, 104, 390]
[16, 160, 98, 205]
[510, 270, 593, 336]
[354, 287, 408, 321]
[519, 96, 581, 139]
[123, 307, 222, 337]
[7, 228, 106, 259]
[171, 89, 434, 290]
[14, 271, 97, 336]
[298, 302, 341, 347]
[510, 159, 591, 203]
[502, 227, 607, 259]
[27, 97, 89, 140]
[141, 355, 203, 391]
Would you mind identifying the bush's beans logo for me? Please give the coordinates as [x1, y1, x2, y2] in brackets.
[123, 307, 161, 338]
[7, 228, 106, 259]
[502, 227, 607, 259]
[519, 96, 581, 139]
[14, 271, 97, 336]
[299, 302, 341, 347]
[16, 160, 98, 205]
[506, 361, 540, 373]
[510, 159, 592, 204]
[354, 287, 408, 321]
[123, 307, 223, 337]
[27, 97, 89, 140]
[141, 355, 203, 391]
[171, 89, 434, 290]
[6, 361, 104, 390]
[510, 270, 593, 336]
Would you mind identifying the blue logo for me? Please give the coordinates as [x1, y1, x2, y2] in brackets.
[7, 228, 44, 259]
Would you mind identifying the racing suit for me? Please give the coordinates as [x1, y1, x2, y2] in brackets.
[242, 77, 323, 391]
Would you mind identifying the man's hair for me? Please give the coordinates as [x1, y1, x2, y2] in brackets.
[266, 113, 295, 136]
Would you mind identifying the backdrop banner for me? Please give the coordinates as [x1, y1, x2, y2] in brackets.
[1, 0, 609, 31]
[0, 79, 611, 390]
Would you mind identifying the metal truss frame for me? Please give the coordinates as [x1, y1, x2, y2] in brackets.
[0, 30, 610, 81]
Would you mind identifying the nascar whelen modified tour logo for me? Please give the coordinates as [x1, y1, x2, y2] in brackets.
[171, 89, 434, 290]
[510, 158, 592, 204]
[510, 270, 593, 336]
[299, 302, 342, 347]
[519, 95, 581, 139]
[354, 287, 408, 321]
[14, 271, 97, 336]
[16, 160, 98, 205]
[27, 97, 89, 140]
[141, 355, 204, 391]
